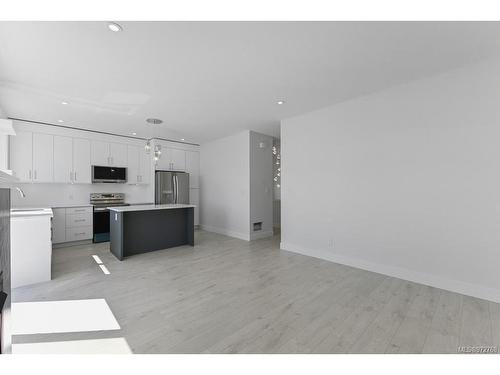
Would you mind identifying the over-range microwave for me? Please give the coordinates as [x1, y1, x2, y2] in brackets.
[91, 166, 127, 183]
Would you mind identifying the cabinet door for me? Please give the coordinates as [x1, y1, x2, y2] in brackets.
[53, 136, 73, 183]
[155, 147, 171, 170]
[33, 133, 54, 182]
[91, 140, 110, 166]
[189, 188, 199, 226]
[139, 147, 151, 184]
[73, 138, 91, 183]
[127, 145, 139, 184]
[9, 131, 33, 182]
[51, 208, 66, 244]
[110, 143, 127, 167]
[185, 150, 200, 188]
[170, 148, 186, 171]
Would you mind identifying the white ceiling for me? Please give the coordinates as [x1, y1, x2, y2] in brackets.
[1, 21, 500, 144]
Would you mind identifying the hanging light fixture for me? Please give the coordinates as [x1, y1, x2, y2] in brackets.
[145, 118, 163, 158]
[154, 144, 162, 161]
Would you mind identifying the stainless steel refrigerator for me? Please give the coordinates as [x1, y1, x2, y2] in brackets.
[155, 171, 190, 204]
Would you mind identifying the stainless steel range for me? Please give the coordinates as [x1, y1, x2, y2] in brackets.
[90, 193, 129, 242]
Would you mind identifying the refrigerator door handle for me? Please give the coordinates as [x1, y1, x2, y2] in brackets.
[173, 174, 177, 204]
[175, 175, 179, 204]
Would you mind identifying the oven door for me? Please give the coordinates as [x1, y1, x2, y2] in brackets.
[93, 208, 110, 242]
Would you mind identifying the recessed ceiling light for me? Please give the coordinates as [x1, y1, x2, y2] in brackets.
[58, 120, 64, 123]
[180, 138, 185, 141]
[277, 100, 285, 105]
[107, 22, 123, 32]
[132, 132, 137, 136]
[61, 101, 68, 105]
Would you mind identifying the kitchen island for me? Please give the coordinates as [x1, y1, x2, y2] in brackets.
[109, 204, 196, 260]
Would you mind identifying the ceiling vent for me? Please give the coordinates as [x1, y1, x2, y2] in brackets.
[146, 118, 163, 125]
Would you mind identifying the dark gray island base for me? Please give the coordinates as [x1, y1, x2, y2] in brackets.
[109, 204, 196, 260]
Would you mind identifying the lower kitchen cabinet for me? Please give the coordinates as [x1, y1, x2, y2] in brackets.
[51, 206, 93, 245]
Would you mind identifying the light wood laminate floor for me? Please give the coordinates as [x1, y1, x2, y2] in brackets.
[12, 230, 500, 353]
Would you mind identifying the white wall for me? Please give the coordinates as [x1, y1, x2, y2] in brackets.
[281, 58, 500, 303]
[200, 130, 274, 241]
[249, 131, 273, 239]
[200, 130, 250, 240]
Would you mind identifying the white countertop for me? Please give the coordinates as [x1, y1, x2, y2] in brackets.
[11, 207, 53, 218]
[51, 204, 92, 208]
[108, 204, 196, 212]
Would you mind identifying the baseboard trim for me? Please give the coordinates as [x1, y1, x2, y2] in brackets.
[280, 241, 500, 303]
[250, 230, 274, 240]
[53, 239, 93, 249]
[200, 225, 250, 241]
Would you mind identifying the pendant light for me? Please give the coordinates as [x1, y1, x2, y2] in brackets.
[145, 118, 163, 158]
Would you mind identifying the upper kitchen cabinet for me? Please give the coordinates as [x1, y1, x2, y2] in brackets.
[139, 147, 151, 184]
[91, 140, 109, 166]
[54, 136, 91, 184]
[127, 145, 139, 184]
[110, 142, 127, 167]
[91, 140, 127, 167]
[185, 151, 200, 188]
[9, 131, 33, 182]
[53, 136, 73, 183]
[156, 146, 186, 171]
[171, 148, 186, 171]
[127, 145, 151, 184]
[32, 133, 54, 182]
[72, 138, 91, 183]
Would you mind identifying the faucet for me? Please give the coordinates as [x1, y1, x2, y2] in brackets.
[15, 187, 26, 198]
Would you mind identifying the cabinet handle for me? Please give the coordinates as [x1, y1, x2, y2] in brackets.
[74, 219, 86, 222]
[74, 171, 77, 181]
[75, 232, 86, 236]
[29, 170, 32, 180]
[34, 170, 37, 180]
[75, 209, 86, 212]
[70, 171, 73, 182]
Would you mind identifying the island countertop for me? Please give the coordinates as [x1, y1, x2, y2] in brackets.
[108, 204, 196, 213]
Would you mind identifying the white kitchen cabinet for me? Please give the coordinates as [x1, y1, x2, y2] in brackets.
[51, 208, 66, 244]
[91, 140, 127, 167]
[190, 188, 200, 226]
[11, 209, 53, 288]
[155, 149, 170, 170]
[127, 145, 151, 184]
[54, 136, 91, 184]
[139, 148, 151, 184]
[127, 145, 140, 184]
[91, 140, 110, 166]
[52, 206, 93, 245]
[32, 133, 54, 183]
[53, 136, 73, 183]
[156, 147, 186, 171]
[171, 148, 186, 170]
[73, 138, 91, 183]
[9, 131, 33, 182]
[185, 150, 200, 188]
[110, 142, 127, 167]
